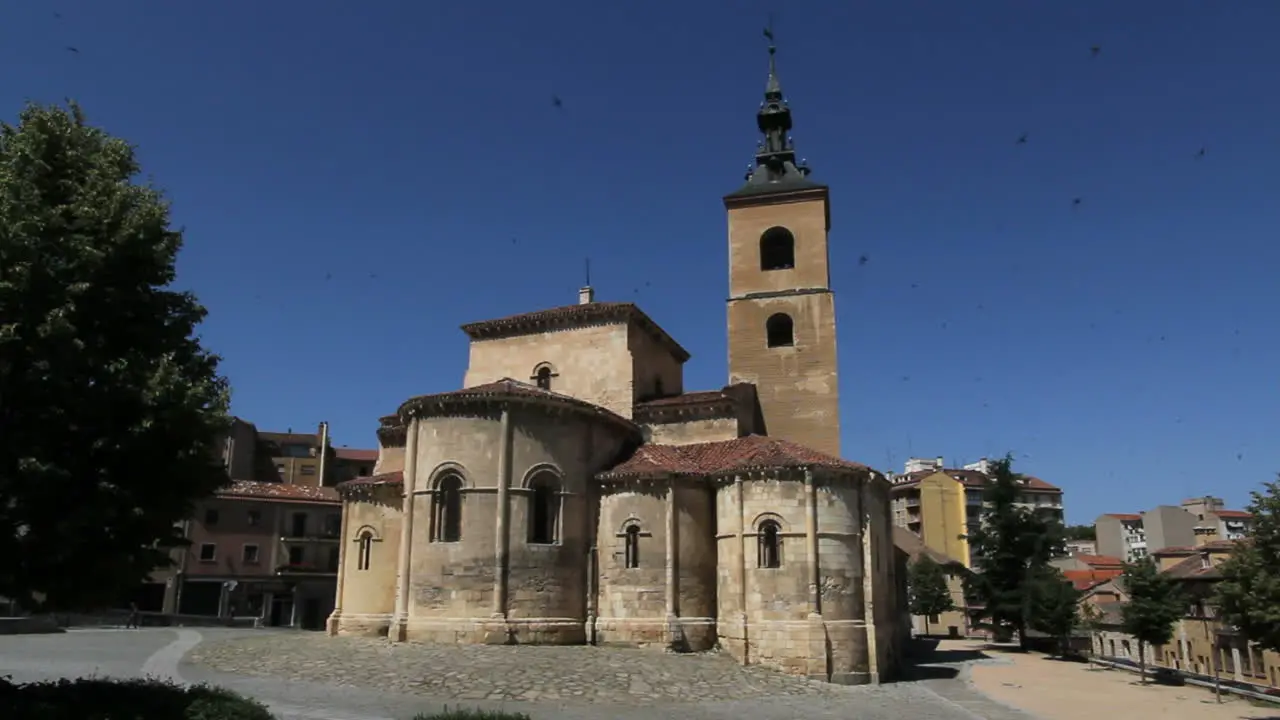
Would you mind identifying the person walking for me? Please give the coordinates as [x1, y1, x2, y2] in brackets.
[125, 601, 140, 629]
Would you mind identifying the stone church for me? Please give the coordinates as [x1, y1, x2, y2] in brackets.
[327, 41, 903, 685]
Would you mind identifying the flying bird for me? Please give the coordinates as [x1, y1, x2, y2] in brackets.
[1196, 147, 1206, 158]
[65, 46, 79, 54]
[1090, 45, 1101, 57]
[858, 254, 869, 266]
[1016, 133, 1028, 145]
[551, 95, 563, 109]
[1072, 197, 1083, 208]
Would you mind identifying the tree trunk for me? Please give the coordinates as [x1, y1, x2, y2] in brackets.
[923, 615, 930, 637]
[1016, 619, 1029, 651]
[1138, 640, 1147, 684]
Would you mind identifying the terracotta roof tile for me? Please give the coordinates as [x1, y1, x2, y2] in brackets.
[1164, 553, 1224, 580]
[1104, 513, 1142, 521]
[337, 471, 404, 490]
[1071, 554, 1125, 568]
[460, 302, 691, 363]
[632, 383, 754, 424]
[1213, 510, 1253, 519]
[397, 378, 640, 438]
[893, 527, 962, 565]
[216, 480, 339, 505]
[890, 468, 1060, 493]
[598, 435, 870, 481]
[334, 448, 379, 462]
[1064, 568, 1123, 590]
[258, 432, 318, 447]
[1153, 545, 1199, 556]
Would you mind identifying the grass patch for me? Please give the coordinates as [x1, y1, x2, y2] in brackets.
[413, 708, 533, 720]
[0, 675, 274, 720]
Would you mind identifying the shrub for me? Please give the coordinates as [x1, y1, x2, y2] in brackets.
[413, 709, 532, 720]
[0, 675, 274, 720]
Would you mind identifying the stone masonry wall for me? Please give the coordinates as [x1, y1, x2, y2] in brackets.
[641, 416, 740, 446]
[334, 485, 402, 637]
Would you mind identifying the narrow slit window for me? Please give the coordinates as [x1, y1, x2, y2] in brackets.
[528, 475, 560, 544]
[432, 475, 463, 542]
[357, 532, 373, 571]
[758, 520, 782, 568]
[624, 525, 640, 568]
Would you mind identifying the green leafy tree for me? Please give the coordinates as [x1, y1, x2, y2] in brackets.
[907, 554, 956, 636]
[1214, 477, 1280, 651]
[1028, 567, 1083, 657]
[963, 453, 1065, 649]
[1120, 557, 1184, 683]
[0, 102, 230, 611]
[1063, 524, 1096, 542]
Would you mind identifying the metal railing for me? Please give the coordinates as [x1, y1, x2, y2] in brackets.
[1092, 655, 1280, 705]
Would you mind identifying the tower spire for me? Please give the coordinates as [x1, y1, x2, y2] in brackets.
[731, 24, 819, 196]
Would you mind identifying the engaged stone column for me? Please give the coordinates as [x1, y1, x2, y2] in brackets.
[325, 498, 352, 636]
[492, 409, 512, 618]
[805, 469, 821, 614]
[735, 474, 749, 663]
[665, 481, 679, 646]
[391, 417, 420, 642]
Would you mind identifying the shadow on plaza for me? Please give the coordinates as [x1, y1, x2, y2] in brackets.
[893, 637, 995, 683]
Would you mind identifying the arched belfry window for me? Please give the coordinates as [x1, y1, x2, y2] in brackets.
[528, 472, 561, 544]
[758, 520, 782, 569]
[765, 313, 794, 348]
[760, 227, 796, 271]
[431, 475, 463, 542]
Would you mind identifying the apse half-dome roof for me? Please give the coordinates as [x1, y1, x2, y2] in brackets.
[598, 434, 873, 481]
[396, 378, 641, 439]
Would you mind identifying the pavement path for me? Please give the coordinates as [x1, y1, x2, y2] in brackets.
[0, 627, 1034, 720]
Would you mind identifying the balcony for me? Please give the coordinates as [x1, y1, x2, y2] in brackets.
[279, 532, 340, 544]
[275, 562, 338, 576]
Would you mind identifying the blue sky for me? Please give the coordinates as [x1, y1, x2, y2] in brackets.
[3, 1, 1278, 523]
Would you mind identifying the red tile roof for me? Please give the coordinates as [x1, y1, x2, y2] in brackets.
[1163, 553, 1224, 580]
[460, 302, 691, 363]
[216, 480, 340, 505]
[1063, 569, 1123, 590]
[1104, 513, 1142, 521]
[632, 383, 754, 424]
[1213, 510, 1253, 519]
[334, 448, 378, 462]
[598, 435, 871, 481]
[396, 379, 641, 439]
[891, 468, 1060, 493]
[337, 471, 404, 490]
[1071, 554, 1125, 568]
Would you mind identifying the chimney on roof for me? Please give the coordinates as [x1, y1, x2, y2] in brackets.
[578, 286, 594, 305]
[936, 456, 944, 468]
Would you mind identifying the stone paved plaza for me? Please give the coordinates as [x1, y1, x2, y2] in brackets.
[1, 627, 1032, 720]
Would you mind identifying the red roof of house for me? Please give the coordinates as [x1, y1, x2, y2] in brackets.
[1213, 510, 1252, 519]
[1104, 513, 1142, 521]
[216, 480, 340, 505]
[1072, 554, 1125, 568]
[598, 435, 871, 480]
[1063, 568, 1123, 591]
[891, 468, 1060, 493]
[334, 448, 378, 462]
[337, 471, 404, 490]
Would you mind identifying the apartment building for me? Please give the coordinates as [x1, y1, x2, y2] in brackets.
[140, 417, 375, 630]
[890, 456, 1065, 567]
[1095, 496, 1253, 564]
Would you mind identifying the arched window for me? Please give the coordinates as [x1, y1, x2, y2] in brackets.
[759, 227, 796, 271]
[528, 474, 560, 544]
[757, 520, 782, 569]
[765, 313, 794, 348]
[432, 475, 463, 542]
[357, 531, 374, 571]
[624, 525, 641, 569]
[534, 366, 553, 390]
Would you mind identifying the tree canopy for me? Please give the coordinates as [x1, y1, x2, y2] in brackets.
[962, 453, 1066, 648]
[1120, 557, 1183, 682]
[1063, 524, 1096, 542]
[0, 102, 231, 610]
[1214, 477, 1280, 651]
[907, 554, 956, 634]
[1028, 567, 1082, 656]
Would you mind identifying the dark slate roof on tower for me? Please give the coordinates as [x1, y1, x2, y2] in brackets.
[726, 28, 826, 200]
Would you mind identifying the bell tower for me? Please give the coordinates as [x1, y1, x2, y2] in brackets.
[723, 32, 841, 457]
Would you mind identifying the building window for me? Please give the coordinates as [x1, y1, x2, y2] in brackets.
[288, 546, 304, 565]
[765, 313, 794, 348]
[300, 464, 316, 476]
[290, 512, 308, 538]
[528, 473, 561, 545]
[242, 544, 260, 564]
[324, 513, 341, 537]
[653, 376, 664, 397]
[247, 510, 261, 527]
[432, 475, 463, 543]
[198, 543, 216, 562]
[275, 463, 286, 475]
[624, 524, 641, 568]
[757, 520, 782, 568]
[204, 509, 220, 526]
[759, 226, 796, 271]
[359, 465, 370, 476]
[356, 531, 374, 570]
[531, 363, 557, 391]
[327, 546, 340, 572]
